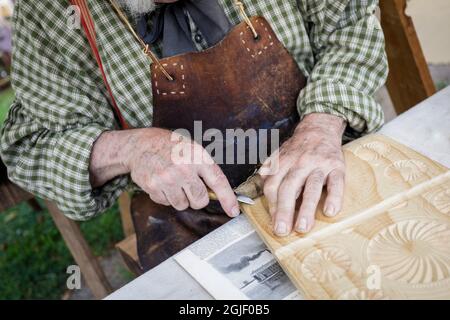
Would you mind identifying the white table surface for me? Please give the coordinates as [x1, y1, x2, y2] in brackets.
[107, 86, 450, 300]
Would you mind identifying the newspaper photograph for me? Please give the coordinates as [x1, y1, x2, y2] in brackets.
[174, 215, 302, 300]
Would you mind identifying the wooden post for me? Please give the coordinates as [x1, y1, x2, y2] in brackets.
[45, 201, 112, 299]
[380, 0, 436, 114]
[116, 233, 142, 276]
[118, 192, 134, 237]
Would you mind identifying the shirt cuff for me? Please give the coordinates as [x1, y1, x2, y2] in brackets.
[297, 80, 384, 141]
[51, 124, 129, 220]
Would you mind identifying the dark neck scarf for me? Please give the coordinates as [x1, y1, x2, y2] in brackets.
[137, 0, 232, 57]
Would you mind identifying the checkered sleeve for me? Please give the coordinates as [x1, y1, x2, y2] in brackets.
[298, 0, 388, 139]
[0, 1, 129, 220]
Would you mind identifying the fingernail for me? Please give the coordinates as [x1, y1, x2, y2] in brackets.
[231, 206, 241, 217]
[275, 221, 288, 236]
[324, 205, 336, 217]
[297, 218, 308, 233]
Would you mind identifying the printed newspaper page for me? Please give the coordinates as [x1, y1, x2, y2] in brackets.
[174, 215, 302, 300]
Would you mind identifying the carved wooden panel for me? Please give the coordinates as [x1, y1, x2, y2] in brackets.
[242, 134, 450, 299]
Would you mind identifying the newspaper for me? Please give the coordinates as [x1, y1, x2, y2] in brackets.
[174, 215, 302, 300]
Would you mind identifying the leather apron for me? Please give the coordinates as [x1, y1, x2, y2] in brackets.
[75, 0, 306, 272]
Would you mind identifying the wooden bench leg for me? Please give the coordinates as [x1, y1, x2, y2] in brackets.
[116, 233, 143, 276]
[380, 0, 436, 114]
[118, 192, 134, 237]
[45, 201, 112, 299]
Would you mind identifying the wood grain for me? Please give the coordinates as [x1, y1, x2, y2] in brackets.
[116, 233, 143, 276]
[380, 0, 436, 114]
[242, 134, 450, 299]
[118, 192, 135, 237]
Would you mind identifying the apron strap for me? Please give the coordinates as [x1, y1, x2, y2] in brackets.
[69, 0, 129, 129]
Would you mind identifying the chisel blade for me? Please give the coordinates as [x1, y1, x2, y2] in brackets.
[208, 189, 255, 205]
[236, 194, 255, 205]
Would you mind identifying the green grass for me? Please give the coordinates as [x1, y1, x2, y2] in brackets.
[0, 87, 14, 125]
[0, 201, 124, 300]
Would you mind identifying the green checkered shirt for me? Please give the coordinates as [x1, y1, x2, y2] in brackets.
[0, 0, 388, 220]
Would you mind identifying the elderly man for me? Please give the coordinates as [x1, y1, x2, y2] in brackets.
[0, 0, 387, 268]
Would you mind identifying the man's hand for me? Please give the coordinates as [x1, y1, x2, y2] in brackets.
[260, 113, 346, 237]
[89, 128, 240, 217]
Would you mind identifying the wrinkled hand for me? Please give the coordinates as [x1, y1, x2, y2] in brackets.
[260, 113, 346, 236]
[126, 128, 240, 217]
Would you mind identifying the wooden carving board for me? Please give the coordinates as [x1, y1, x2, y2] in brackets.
[242, 134, 450, 299]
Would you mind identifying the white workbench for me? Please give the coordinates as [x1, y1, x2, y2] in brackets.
[107, 86, 450, 300]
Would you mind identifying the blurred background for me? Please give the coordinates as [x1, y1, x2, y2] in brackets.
[0, 0, 133, 300]
[0, 0, 449, 299]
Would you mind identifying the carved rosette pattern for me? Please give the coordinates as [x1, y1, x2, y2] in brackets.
[354, 141, 391, 162]
[301, 247, 352, 283]
[368, 220, 450, 284]
[384, 160, 428, 182]
[430, 189, 450, 215]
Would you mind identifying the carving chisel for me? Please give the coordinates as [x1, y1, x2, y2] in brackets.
[207, 190, 255, 205]
[207, 174, 265, 205]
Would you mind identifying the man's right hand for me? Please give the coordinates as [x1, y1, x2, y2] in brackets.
[89, 128, 240, 217]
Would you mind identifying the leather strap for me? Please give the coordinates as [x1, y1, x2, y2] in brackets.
[69, 0, 129, 129]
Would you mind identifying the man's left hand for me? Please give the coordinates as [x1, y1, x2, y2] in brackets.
[260, 113, 346, 237]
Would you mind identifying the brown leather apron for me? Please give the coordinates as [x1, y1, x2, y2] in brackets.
[79, 0, 306, 272]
